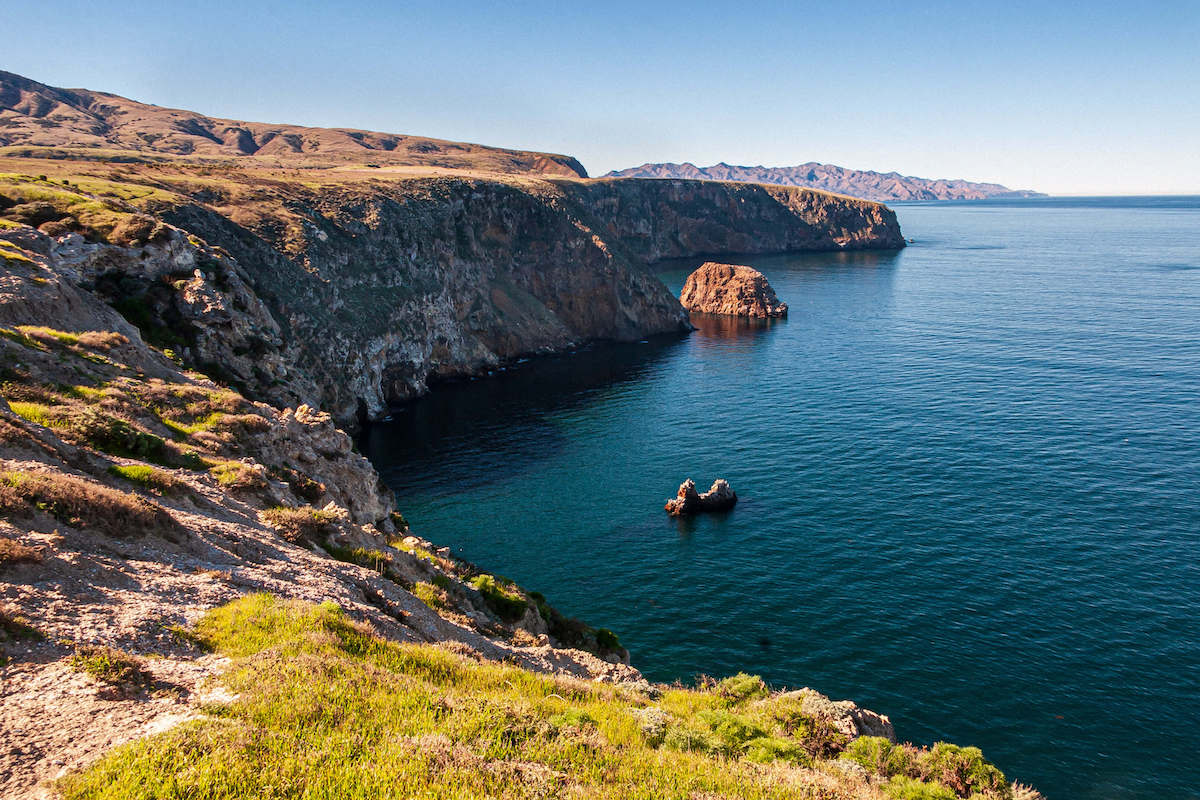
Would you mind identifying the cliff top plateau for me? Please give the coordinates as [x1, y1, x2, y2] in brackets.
[605, 161, 1044, 202]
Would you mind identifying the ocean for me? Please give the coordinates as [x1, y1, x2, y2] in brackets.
[363, 196, 1200, 799]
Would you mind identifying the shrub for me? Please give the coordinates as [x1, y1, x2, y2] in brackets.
[288, 472, 324, 502]
[0, 607, 42, 642]
[549, 709, 594, 729]
[412, 581, 449, 612]
[764, 696, 850, 757]
[210, 461, 267, 491]
[696, 709, 768, 756]
[662, 724, 718, 754]
[744, 735, 806, 765]
[108, 464, 183, 494]
[919, 743, 1010, 798]
[468, 574, 528, 623]
[843, 736, 901, 775]
[12, 403, 200, 469]
[595, 627, 621, 652]
[75, 331, 128, 350]
[261, 505, 335, 544]
[715, 672, 769, 703]
[0, 470, 179, 538]
[71, 645, 151, 686]
[885, 776, 959, 800]
[0, 535, 41, 565]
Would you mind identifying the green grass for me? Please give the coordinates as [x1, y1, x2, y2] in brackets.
[57, 595, 1015, 800]
[8, 400, 55, 427]
[71, 645, 152, 686]
[209, 461, 266, 491]
[412, 580, 450, 611]
[469, 573, 529, 622]
[107, 464, 182, 494]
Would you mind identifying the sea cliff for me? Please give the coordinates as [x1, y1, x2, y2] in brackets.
[0, 71, 1033, 800]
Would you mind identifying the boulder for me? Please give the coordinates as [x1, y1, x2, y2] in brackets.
[778, 689, 896, 742]
[679, 262, 788, 318]
[664, 478, 737, 516]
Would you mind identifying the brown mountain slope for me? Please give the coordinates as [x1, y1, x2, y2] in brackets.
[605, 161, 1043, 201]
[0, 70, 587, 176]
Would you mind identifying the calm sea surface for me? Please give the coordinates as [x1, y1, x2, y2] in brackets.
[364, 197, 1200, 800]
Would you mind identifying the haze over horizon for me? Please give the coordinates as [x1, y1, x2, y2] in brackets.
[4, 0, 1198, 195]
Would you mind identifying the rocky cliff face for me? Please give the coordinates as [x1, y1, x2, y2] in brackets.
[679, 262, 788, 318]
[561, 178, 906, 260]
[0, 156, 903, 432]
[157, 177, 694, 427]
[92, 174, 900, 429]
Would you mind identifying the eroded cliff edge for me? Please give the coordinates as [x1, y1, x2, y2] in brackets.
[114, 173, 903, 428]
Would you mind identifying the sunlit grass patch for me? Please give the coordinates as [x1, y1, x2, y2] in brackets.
[107, 463, 184, 495]
[57, 595, 1016, 800]
[71, 645, 152, 687]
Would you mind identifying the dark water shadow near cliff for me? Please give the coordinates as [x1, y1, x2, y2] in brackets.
[363, 333, 689, 498]
[688, 312, 786, 340]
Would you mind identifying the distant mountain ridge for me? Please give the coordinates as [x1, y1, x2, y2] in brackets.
[604, 161, 1043, 201]
[0, 70, 588, 177]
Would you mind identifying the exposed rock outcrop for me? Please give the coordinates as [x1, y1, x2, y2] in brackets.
[560, 177, 907, 261]
[679, 262, 788, 318]
[781, 688, 897, 742]
[664, 478, 738, 516]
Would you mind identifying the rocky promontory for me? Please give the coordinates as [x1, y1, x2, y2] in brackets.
[680, 262, 788, 318]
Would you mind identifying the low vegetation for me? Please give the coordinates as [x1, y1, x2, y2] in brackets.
[0, 470, 178, 538]
[107, 464, 183, 495]
[70, 645, 152, 687]
[260, 505, 336, 543]
[0, 606, 42, 643]
[0, 535, 41, 566]
[412, 580, 450, 611]
[57, 596, 1016, 800]
[468, 573, 529, 623]
[209, 460, 267, 491]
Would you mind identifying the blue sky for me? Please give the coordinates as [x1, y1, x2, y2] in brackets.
[5, 0, 1198, 194]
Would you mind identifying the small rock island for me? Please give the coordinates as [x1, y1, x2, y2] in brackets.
[665, 479, 738, 516]
[679, 262, 788, 318]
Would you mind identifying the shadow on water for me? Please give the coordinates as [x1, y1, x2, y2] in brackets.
[688, 312, 785, 340]
[362, 332, 689, 496]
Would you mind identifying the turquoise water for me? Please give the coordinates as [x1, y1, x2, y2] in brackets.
[364, 197, 1200, 800]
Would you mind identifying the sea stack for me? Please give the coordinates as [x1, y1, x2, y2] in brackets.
[679, 262, 788, 318]
[665, 479, 738, 516]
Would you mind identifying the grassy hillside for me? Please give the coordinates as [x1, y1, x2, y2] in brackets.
[59, 595, 1022, 800]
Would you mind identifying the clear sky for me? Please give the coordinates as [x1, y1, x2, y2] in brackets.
[4, 0, 1198, 194]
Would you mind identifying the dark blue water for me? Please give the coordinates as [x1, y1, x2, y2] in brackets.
[364, 197, 1200, 800]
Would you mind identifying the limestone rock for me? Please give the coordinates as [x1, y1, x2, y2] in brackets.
[664, 478, 738, 516]
[780, 688, 896, 742]
[679, 262, 788, 318]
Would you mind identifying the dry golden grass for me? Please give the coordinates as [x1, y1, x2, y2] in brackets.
[0, 535, 41, 565]
[0, 470, 180, 538]
[260, 505, 336, 544]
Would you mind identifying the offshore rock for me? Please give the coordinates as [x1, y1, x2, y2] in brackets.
[664, 479, 738, 516]
[679, 262, 788, 318]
